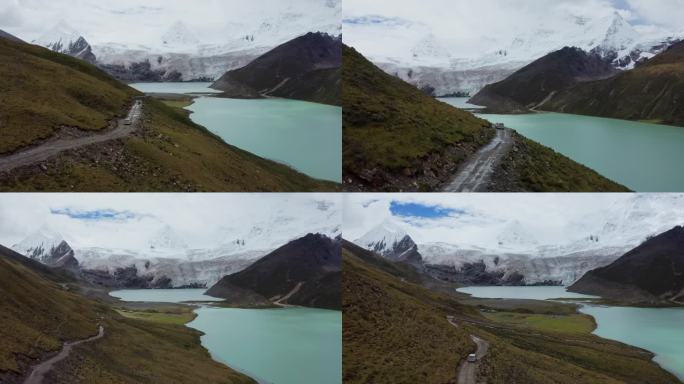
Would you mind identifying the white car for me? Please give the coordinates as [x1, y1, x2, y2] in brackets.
[467, 353, 477, 363]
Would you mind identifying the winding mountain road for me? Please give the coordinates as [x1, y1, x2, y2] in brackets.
[0, 100, 143, 173]
[24, 325, 105, 384]
[443, 128, 513, 192]
[273, 282, 304, 307]
[448, 317, 490, 384]
[457, 335, 489, 384]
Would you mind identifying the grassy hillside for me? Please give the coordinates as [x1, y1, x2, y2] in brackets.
[0, 37, 135, 154]
[342, 243, 679, 384]
[0, 246, 255, 384]
[343, 45, 494, 191]
[489, 132, 630, 192]
[545, 41, 684, 126]
[0, 37, 336, 192]
[343, 248, 475, 384]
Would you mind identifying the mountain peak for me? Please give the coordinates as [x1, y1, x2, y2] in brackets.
[149, 225, 188, 250]
[34, 21, 80, 47]
[162, 21, 199, 47]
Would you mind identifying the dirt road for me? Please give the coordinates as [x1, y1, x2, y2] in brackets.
[273, 282, 304, 307]
[24, 325, 105, 384]
[443, 128, 513, 192]
[457, 335, 490, 384]
[0, 100, 143, 173]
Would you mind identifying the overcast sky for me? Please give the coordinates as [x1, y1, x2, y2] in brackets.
[1, 0, 340, 45]
[0, 193, 340, 251]
[343, 0, 684, 60]
[343, 193, 684, 246]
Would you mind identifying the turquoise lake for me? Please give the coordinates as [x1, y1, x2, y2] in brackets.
[440, 97, 684, 192]
[130, 82, 222, 94]
[459, 285, 684, 380]
[110, 289, 342, 384]
[130, 82, 342, 182]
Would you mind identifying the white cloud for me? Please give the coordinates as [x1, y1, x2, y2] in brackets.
[626, 0, 684, 29]
[2, 0, 340, 45]
[343, 193, 684, 248]
[0, 193, 340, 252]
[342, 0, 681, 63]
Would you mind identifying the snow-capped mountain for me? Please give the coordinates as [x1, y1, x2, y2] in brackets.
[11, 228, 79, 270]
[347, 11, 682, 95]
[161, 21, 200, 49]
[354, 220, 422, 265]
[149, 225, 188, 251]
[91, 5, 341, 81]
[33, 21, 96, 63]
[353, 195, 684, 285]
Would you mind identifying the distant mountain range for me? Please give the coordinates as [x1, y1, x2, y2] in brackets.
[211, 32, 341, 105]
[207, 233, 341, 310]
[470, 40, 684, 125]
[570, 225, 684, 304]
[29, 8, 341, 82]
[10, 216, 340, 289]
[544, 40, 684, 126]
[349, 11, 682, 95]
[353, 195, 684, 285]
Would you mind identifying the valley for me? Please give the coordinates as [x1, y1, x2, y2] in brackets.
[344, 193, 684, 382]
[0, 194, 343, 384]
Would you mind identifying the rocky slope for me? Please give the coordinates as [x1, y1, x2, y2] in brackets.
[11, 228, 79, 270]
[207, 233, 341, 309]
[33, 21, 96, 63]
[570, 226, 684, 304]
[469, 47, 618, 113]
[354, 220, 423, 267]
[544, 40, 684, 126]
[211, 32, 341, 105]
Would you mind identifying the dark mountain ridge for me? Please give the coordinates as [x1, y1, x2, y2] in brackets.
[545, 41, 684, 126]
[569, 225, 684, 304]
[211, 32, 341, 105]
[469, 46, 618, 113]
[206, 233, 341, 309]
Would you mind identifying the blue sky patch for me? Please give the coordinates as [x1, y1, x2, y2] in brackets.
[389, 201, 462, 218]
[50, 208, 142, 221]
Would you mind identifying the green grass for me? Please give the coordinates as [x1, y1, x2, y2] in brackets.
[0, 247, 255, 384]
[342, 242, 680, 384]
[491, 132, 630, 191]
[545, 42, 684, 127]
[0, 38, 338, 191]
[342, 45, 494, 190]
[114, 308, 196, 325]
[482, 311, 596, 334]
[343, 248, 476, 384]
[1, 98, 338, 192]
[0, 37, 137, 154]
